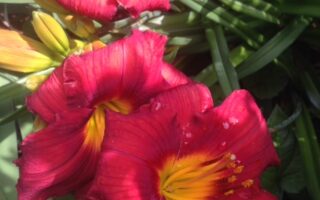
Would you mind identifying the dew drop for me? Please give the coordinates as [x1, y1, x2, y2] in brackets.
[230, 154, 236, 161]
[229, 117, 239, 125]
[221, 141, 227, 147]
[222, 122, 230, 129]
[184, 141, 189, 145]
[185, 132, 192, 138]
[153, 102, 162, 111]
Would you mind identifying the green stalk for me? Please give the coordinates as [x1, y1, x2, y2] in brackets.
[205, 26, 240, 96]
[295, 105, 320, 200]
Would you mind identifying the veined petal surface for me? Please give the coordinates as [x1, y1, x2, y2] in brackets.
[63, 30, 189, 109]
[84, 87, 279, 200]
[27, 30, 188, 121]
[20, 30, 189, 199]
[56, 0, 170, 22]
[17, 108, 106, 200]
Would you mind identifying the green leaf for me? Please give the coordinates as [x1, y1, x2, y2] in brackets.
[205, 25, 240, 96]
[295, 104, 320, 200]
[0, 106, 28, 126]
[279, 3, 320, 17]
[242, 65, 289, 99]
[281, 150, 306, 193]
[263, 105, 306, 196]
[0, 76, 34, 199]
[301, 72, 320, 110]
[261, 167, 281, 196]
[218, 0, 281, 24]
[179, 0, 262, 48]
[237, 17, 309, 79]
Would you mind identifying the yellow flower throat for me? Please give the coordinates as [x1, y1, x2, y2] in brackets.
[158, 153, 254, 200]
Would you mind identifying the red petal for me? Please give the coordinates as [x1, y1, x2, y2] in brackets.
[182, 90, 279, 198]
[83, 89, 278, 199]
[26, 67, 68, 123]
[201, 90, 279, 167]
[56, 0, 118, 22]
[82, 150, 159, 200]
[84, 84, 213, 198]
[56, 0, 170, 22]
[63, 30, 189, 109]
[17, 109, 104, 200]
[117, 0, 170, 17]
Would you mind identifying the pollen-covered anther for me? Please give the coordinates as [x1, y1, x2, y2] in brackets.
[233, 165, 244, 174]
[241, 179, 254, 188]
[227, 175, 237, 183]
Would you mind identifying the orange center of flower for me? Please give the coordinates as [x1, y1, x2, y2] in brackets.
[158, 152, 254, 200]
[84, 100, 132, 150]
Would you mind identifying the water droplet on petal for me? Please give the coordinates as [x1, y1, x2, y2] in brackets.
[229, 117, 239, 125]
[223, 122, 230, 129]
[152, 102, 162, 111]
[221, 141, 227, 147]
[185, 132, 192, 138]
[230, 154, 236, 161]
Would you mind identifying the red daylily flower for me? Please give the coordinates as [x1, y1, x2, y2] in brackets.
[83, 84, 279, 200]
[16, 30, 189, 200]
[55, 0, 170, 22]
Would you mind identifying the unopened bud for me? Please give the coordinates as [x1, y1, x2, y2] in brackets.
[0, 29, 53, 73]
[32, 11, 70, 56]
[59, 14, 96, 38]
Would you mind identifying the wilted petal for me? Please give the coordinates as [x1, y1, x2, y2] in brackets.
[17, 107, 106, 200]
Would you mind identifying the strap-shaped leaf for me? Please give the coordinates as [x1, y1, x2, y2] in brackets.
[237, 17, 309, 78]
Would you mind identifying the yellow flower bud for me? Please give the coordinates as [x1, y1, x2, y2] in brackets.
[34, 0, 69, 14]
[59, 14, 96, 39]
[32, 11, 70, 56]
[0, 29, 53, 73]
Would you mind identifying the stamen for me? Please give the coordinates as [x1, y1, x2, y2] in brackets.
[242, 179, 254, 188]
[224, 189, 234, 196]
[159, 153, 242, 200]
[233, 165, 244, 174]
[228, 175, 237, 183]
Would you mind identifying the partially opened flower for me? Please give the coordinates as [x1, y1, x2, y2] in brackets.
[16, 30, 189, 200]
[39, 0, 170, 23]
[84, 84, 279, 200]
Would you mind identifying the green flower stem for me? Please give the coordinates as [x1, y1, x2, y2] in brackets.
[0, 68, 54, 102]
[295, 104, 320, 200]
[205, 26, 240, 96]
